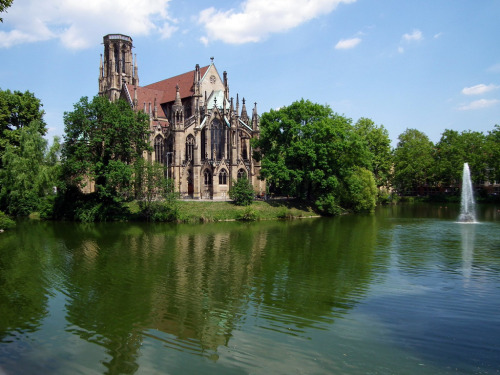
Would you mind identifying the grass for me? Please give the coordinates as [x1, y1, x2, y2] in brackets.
[126, 199, 319, 223]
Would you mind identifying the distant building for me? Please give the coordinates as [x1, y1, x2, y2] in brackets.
[98, 34, 265, 199]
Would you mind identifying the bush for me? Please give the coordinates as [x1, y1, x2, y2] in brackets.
[0, 210, 16, 230]
[315, 194, 341, 216]
[237, 206, 259, 221]
[229, 178, 254, 206]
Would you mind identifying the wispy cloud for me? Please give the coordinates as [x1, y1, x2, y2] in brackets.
[402, 29, 423, 42]
[462, 83, 499, 96]
[335, 37, 361, 50]
[198, 0, 357, 45]
[458, 99, 500, 111]
[0, 0, 176, 49]
[487, 63, 500, 73]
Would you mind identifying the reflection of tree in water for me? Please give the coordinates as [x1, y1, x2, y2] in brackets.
[253, 215, 379, 332]
[3, 217, 381, 374]
[0, 221, 58, 342]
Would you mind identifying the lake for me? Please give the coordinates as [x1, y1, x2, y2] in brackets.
[0, 203, 499, 374]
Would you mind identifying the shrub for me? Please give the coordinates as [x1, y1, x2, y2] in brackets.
[0, 210, 16, 230]
[237, 206, 259, 221]
[229, 178, 254, 206]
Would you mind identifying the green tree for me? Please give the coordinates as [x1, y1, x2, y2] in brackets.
[253, 99, 374, 214]
[0, 0, 13, 22]
[0, 120, 61, 216]
[61, 96, 150, 221]
[134, 159, 178, 221]
[434, 129, 488, 186]
[353, 117, 393, 188]
[342, 167, 378, 212]
[229, 177, 254, 206]
[0, 88, 46, 168]
[393, 128, 434, 195]
[486, 125, 500, 184]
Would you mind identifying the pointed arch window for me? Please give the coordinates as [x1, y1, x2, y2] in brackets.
[204, 170, 212, 185]
[186, 135, 195, 162]
[154, 135, 164, 164]
[219, 169, 228, 185]
[237, 169, 247, 180]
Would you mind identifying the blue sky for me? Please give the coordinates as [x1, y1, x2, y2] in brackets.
[1, 0, 499, 146]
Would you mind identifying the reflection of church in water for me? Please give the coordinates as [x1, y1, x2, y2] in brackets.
[98, 34, 265, 199]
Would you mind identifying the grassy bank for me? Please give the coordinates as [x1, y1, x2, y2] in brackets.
[127, 199, 319, 223]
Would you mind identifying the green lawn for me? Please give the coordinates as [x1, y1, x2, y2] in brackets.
[128, 199, 319, 223]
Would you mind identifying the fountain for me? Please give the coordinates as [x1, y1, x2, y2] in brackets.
[458, 163, 477, 223]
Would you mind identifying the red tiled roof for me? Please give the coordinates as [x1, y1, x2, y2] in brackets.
[127, 85, 166, 114]
[142, 65, 210, 103]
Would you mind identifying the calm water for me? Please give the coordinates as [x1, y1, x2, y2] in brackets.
[1, 204, 499, 374]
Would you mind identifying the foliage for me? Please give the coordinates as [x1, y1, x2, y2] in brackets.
[353, 118, 393, 188]
[236, 206, 259, 221]
[0, 210, 15, 230]
[253, 99, 372, 214]
[434, 129, 488, 186]
[485, 125, 500, 184]
[229, 177, 254, 206]
[0, 88, 46, 168]
[0, 120, 61, 216]
[135, 159, 179, 221]
[60, 96, 150, 221]
[393, 128, 434, 195]
[342, 167, 378, 212]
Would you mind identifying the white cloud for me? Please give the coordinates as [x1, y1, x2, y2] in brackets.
[458, 99, 500, 111]
[487, 63, 500, 73]
[0, 0, 176, 49]
[335, 37, 361, 50]
[198, 0, 357, 45]
[462, 83, 499, 96]
[402, 29, 423, 42]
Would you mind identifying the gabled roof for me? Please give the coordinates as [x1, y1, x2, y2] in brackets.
[141, 65, 210, 103]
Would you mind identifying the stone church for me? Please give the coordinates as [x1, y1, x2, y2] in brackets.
[98, 34, 264, 200]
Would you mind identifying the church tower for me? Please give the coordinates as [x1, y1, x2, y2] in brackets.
[99, 34, 139, 101]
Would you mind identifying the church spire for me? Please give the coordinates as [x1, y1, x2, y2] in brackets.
[240, 97, 249, 122]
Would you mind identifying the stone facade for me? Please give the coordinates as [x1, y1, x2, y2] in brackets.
[99, 34, 265, 200]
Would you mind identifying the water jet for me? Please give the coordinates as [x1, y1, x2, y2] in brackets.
[458, 163, 477, 223]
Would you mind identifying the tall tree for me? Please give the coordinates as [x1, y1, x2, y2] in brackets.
[393, 128, 434, 195]
[485, 124, 500, 184]
[353, 117, 393, 187]
[253, 99, 375, 214]
[61, 96, 150, 220]
[0, 120, 60, 216]
[0, 88, 46, 167]
[434, 129, 488, 186]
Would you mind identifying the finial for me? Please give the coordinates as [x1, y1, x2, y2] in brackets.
[210, 57, 214, 64]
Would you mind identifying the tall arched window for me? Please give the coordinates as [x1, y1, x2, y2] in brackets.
[154, 135, 164, 163]
[211, 119, 225, 160]
[185, 135, 195, 162]
[219, 169, 228, 185]
[204, 170, 212, 185]
[237, 169, 247, 180]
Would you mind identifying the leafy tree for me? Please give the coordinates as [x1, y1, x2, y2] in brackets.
[134, 159, 178, 221]
[393, 128, 434, 195]
[0, 88, 46, 168]
[0, 0, 13, 22]
[434, 129, 488, 186]
[229, 177, 254, 206]
[353, 117, 393, 188]
[486, 125, 500, 184]
[342, 167, 378, 212]
[0, 120, 60, 216]
[60, 96, 150, 221]
[253, 99, 374, 214]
